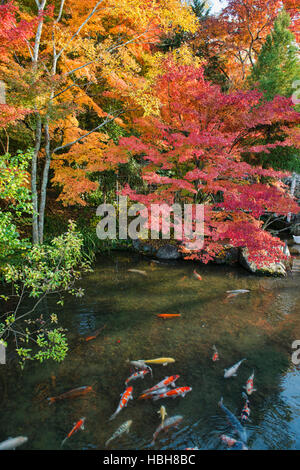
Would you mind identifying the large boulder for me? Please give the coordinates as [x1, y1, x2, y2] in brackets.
[132, 239, 157, 256]
[290, 244, 300, 255]
[156, 244, 182, 260]
[239, 248, 288, 277]
[214, 245, 239, 265]
[132, 239, 182, 259]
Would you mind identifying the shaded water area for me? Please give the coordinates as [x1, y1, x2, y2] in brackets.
[1, 252, 300, 450]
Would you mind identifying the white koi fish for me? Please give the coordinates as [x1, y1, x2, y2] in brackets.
[0, 436, 28, 450]
[224, 359, 246, 378]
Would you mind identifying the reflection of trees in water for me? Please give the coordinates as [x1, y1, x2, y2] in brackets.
[253, 394, 296, 449]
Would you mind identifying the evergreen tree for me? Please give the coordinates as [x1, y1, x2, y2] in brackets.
[246, 10, 300, 172]
[249, 9, 300, 101]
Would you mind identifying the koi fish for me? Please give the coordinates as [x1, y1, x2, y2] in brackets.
[212, 345, 219, 362]
[220, 434, 248, 450]
[0, 436, 28, 450]
[128, 269, 147, 276]
[61, 417, 85, 447]
[158, 406, 167, 425]
[84, 324, 106, 342]
[128, 360, 152, 372]
[151, 415, 183, 446]
[156, 314, 181, 319]
[125, 369, 149, 385]
[226, 290, 250, 295]
[143, 357, 175, 366]
[105, 420, 132, 447]
[185, 447, 199, 450]
[152, 386, 192, 401]
[138, 387, 170, 400]
[193, 270, 202, 280]
[47, 386, 93, 405]
[240, 393, 251, 423]
[224, 359, 246, 378]
[218, 397, 247, 443]
[243, 370, 257, 395]
[142, 375, 179, 395]
[109, 387, 133, 421]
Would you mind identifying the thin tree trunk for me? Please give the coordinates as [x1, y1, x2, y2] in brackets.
[38, 119, 51, 244]
[32, 114, 42, 244]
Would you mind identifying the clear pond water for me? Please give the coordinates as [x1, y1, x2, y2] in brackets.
[1, 252, 300, 450]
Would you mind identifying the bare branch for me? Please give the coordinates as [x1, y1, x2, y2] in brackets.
[53, 110, 125, 153]
[56, 0, 105, 60]
[65, 24, 154, 77]
[56, 0, 65, 23]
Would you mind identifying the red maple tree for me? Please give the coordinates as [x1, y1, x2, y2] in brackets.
[107, 60, 300, 265]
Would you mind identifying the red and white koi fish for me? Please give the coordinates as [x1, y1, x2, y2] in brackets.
[152, 386, 192, 401]
[125, 369, 149, 385]
[193, 270, 202, 280]
[240, 393, 251, 423]
[220, 435, 248, 450]
[185, 447, 199, 450]
[151, 415, 183, 446]
[142, 375, 180, 395]
[212, 345, 219, 362]
[61, 417, 85, 447]
[243, 370, 257, 395]
[109, 387, 133, 421]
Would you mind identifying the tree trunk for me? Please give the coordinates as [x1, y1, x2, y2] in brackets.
[32, 114, 42, 244]
[38, 120, 51, 244]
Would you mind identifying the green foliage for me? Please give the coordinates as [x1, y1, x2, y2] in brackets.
[249, 10, 300, 101]
[0, 221, 92, 368]
[244, 146, 300, 173]
[0, 150, 33, 260]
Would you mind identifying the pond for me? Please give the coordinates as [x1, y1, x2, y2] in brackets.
[1, 252, 300, 450]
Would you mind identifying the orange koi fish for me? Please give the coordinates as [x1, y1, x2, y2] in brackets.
[152, 386, 192, 401]
[61, 417, 85, 447]
[47, 386, 93, 405]
[156, 314, 181, 319]
[84, 324, 106, 342]
[193, 270, 202, 280]
[109, 386, 133, 421]
[142, 375, 179, 395]
[125, 369, 149, 385]
[212, 345, 219, 362]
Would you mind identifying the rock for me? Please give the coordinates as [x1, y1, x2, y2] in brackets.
[156, 244, 182, 260]
[239, 248, 287, 277]
[291, 213, 300, 235]
[214, 246, 239, 265]
[132, 239, 157, 255]
[290, 245, 300, 255]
